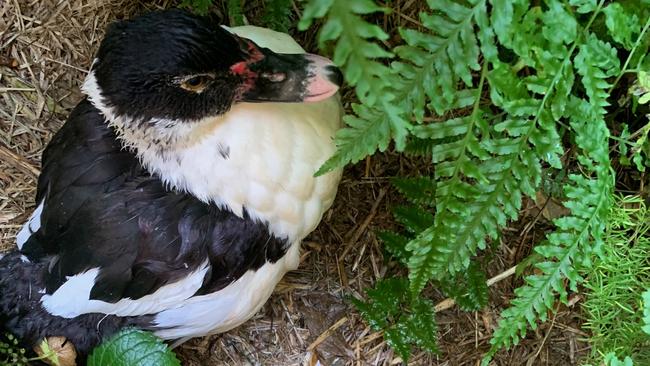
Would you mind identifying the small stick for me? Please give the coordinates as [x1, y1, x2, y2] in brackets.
[434, 265, 517, 312]
[0, 144, 40, 177]
[339, 188, 387, 260]
[307, 316, 348, 351]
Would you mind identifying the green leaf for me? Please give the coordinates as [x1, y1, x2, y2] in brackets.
[542, 0, 577, 45]
[88, 329, 180, 366]
[569, 0, 597, 14]
[393, 205, 435, 234]
[262, 0, 292, 32]
[298, 0, 335, 30]
[643, 290, 650, 335]
[315, 105, 391, 176]
[603, 3, 640, 49]
[227, 0, 245, 26]
[352, 278, 437, 362]
[391, 176, 437, 207]
[378, 231, 411, 264]
[604, 353, 635, 366]
[440, 263, 489, 311]
[179, 0, 213, 15]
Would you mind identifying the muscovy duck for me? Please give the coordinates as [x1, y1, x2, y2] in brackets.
[0, 8, 342, 358]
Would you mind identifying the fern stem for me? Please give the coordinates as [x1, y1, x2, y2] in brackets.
[608, 16, 650, 95]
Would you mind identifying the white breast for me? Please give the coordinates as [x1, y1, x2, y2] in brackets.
[144, 99, 342, 242]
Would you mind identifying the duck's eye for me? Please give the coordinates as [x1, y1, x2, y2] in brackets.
[180, 75, 212, 92]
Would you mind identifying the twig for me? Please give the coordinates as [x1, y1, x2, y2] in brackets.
[0, 144, 40, 177]
[434, 265, 518, 312]
[339, 188, 388, 260]
[307, 316, 348, 351]
[526, 304, 559, 365]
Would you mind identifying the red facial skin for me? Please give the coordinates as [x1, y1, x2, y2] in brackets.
[230, 41, 266, 99]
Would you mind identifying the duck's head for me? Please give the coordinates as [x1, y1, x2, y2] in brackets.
[82, 9, 342, 148]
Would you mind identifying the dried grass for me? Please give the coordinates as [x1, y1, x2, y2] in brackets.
[0, 1, 588, 365]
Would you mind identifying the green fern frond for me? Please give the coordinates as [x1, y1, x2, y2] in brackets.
[351, 278, 438, 362]
[179, 0, 213, 15]
[299, 0, 393, 105]
[603, 3, 641, 49]
[377, 231, 410, 264]
[227, 0, 245, 26]
[484, 5, 622, 359]
[393, 0, 483, 117]
[262, 0, 292, 32]
[300, 0, 415, 175]
[391, 177, 436, 207]
[315, 103, 399, 176]
[392, 205, 434, 234]
[440, 263, 489, 311]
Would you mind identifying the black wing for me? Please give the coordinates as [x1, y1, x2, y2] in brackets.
[22, 99, 288, 306]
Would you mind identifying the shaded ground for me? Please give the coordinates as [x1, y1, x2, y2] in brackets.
[0, 1, 589, 365]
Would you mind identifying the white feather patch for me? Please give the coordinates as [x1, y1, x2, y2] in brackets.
[41, 261, 210, 318]
[16, 200, 44, 250]
[153, 241, 301, 339]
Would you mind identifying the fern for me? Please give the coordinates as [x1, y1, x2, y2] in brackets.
[299, 0, 650, 362]
[262, 0, 292, 32]
[179, 0, 213, 15]
[391, 177, 436, 207]
[351, 278, 437, 362]
[440, 263, 489, 311]
[483, 3, 643, 362]
[227, 0, 245, 26]
[300, 1, 412, 175]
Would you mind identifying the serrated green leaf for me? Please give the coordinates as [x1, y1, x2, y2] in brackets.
[392, 176, 437, 207]
[542, 0, 577, 45]
[378, 231, 411, 264]
[88, 329, 180, 366]
[352, 278, 437, 363]
[603, 3, 640, 49]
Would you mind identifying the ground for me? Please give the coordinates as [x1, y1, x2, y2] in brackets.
[0, 1, 590, 365]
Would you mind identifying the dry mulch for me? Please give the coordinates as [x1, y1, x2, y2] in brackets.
[0, 1, 589, 365]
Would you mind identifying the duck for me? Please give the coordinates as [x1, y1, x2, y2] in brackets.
[0, 8, 342, 359]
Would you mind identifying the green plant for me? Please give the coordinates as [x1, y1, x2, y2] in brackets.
[0, 333, 29, 366]
[179, 0, 295, 33]
[88, 328, 180, 366]
[300, 0, 650, 363]
[351, 278, 438, 362]
[581, 196, 650, 365]
[179, 0, 213, 15]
